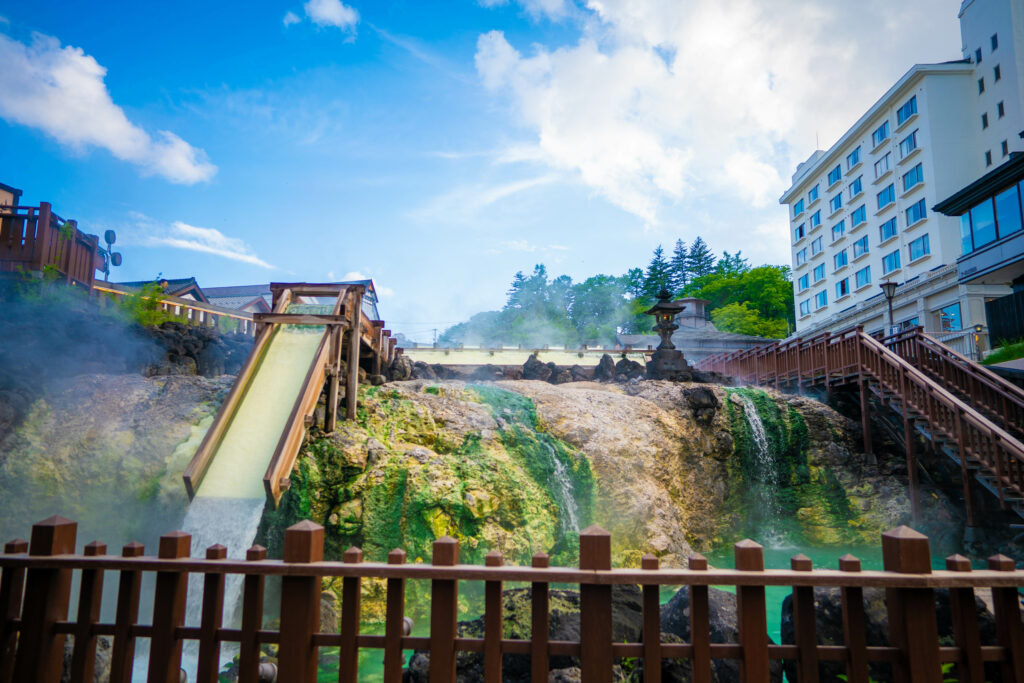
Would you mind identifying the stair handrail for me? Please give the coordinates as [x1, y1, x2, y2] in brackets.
[915, 328, 1024, 403]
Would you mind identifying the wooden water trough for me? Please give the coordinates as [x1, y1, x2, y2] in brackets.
[182, 283, 394, 506]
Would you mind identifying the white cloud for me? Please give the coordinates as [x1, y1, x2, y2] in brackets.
[124, 215, 273, 268]
[342, 270, 368, 280]
[0, 32, 216, 184]
[474, 0, 961, 224]
[302, 0, 359, 30]
[283, 11, 301, 26]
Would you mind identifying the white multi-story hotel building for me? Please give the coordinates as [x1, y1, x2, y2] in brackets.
[780, 0, 1021, 339]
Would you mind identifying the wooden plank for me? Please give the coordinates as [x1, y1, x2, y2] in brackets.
[988, 554, 1024, 683]
[838, 555, 869, 683]
[238, 545, 267, 683]
[383, 549, 407, 683]
[346, 288, 364, 421]
[339, 547, 363, 683]
[253, 313, 351, 325]
[579, 526, 613, 683]
[70, 541, 106, 683]
[791, 554, 819, 683]
[642, 554, 662, 683]
[946, 555, 984, 683]
[531, 553, 550, 682]
[12, 516, 76, 683]
[735, 540, 770, 683]
[196, 544, 227, 683]
[0, 539, 28, 683]
[882, 526, 940, 683]
[109, 543, 144, 683]
[689, 554, 712, 683]
[147, 531, 191, 683]
[484, 551, 504, 683]
[430, 537, 460, 683]
[278, 522, 324, 683]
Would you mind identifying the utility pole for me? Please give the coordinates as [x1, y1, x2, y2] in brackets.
[433, 328, 437, 346]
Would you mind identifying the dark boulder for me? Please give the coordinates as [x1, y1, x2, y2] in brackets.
[62, 635, 112, 682]
[552, 369, 573, 384]
[569, 365, 590, 382]
[614, 358, 645, 381]
[412, 362, 437, 380]
[388, 354, 414, 381]
[594, 354, 616, 382]
[522, 354, 553, 382]
[470, 364, 504, 381]
[685, 387, 719, 424]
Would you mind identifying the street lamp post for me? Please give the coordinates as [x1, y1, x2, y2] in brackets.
[879, 281, 898, 336]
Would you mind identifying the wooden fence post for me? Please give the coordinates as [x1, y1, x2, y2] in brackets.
[579, 525, 613, 683]
[838, 554, 868, 683]
[12, 515, 76, 683]
[340, 546, 363, 683]
[384, 549, 407, 683]
[430, 536, 460, 683]
[278, 521, 324, 683]
[790, 554, 819, 683]
[148, 530, 191, 683]
[109, 542, 144, 683]
[881, 526, 940, 683]
[531, 552, 550, 682]
[70, 541, 107, 683]
[346, 288, 363, 421]
[735, 539, 769, 683]
[988, 554, 1024, 683]
[689, 553, 712, 683]
[946, 554, 984, 683]
[238, 545, 267, 683]
[484, 551, 504, 683]
[196, 544, 227, 683]
[642, 554, 662, 683]
[0, 538, 28, 683]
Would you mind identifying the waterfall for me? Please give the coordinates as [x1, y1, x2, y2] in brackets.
[737, 393, 788, 548]
[544, 443, 580, 534]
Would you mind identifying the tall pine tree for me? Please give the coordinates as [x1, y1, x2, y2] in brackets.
[686, 236, 716, 279]
[669, 239, 689, 291]
[643, 245, 671, 300]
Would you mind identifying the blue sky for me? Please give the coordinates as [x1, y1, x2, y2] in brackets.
[0, 0, 962, 342]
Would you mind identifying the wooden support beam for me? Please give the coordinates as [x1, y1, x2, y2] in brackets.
[346, 288, 363, 421]
[253, 313, 350, 326]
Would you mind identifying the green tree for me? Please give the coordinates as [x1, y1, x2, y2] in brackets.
[570, 275, 629, 345]
[716, 250, 749, 276]
[643, 245, 671, 300]
[669, 239, 689, 291]
[711, 302, 789, 338]
[687, 236, 716, 278]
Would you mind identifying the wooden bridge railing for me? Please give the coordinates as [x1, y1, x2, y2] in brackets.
[695, 326, 1024, 525]
[0, 203, 101, 287]
[3, 516, 1024, 683]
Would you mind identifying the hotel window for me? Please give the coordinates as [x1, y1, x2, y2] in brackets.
[896, 96, 917, 126]
[882, 250, 901, 274]
[986, 150, 993, 166]
[874, 152, 891, 179]
[879, 216, 898, 242]
[799, 299, 811, 316]
[1003, 140, 1010, 157]
[796, 248, 808, 265]
[828, 165, 842, 186]
[908, 234, 930, 261]
[899, 130, 918, 158]
[813, 263, 826, 282]
[855, 266, 871, 288]
[906, 198, 927, 225]
[808, 184, 819, 202]
[798, 274, 810, 291]
[809, 210, 821, 229]
[853, 235, 869, 258]
[829, 193, 843, 213]
[847, 147, 861, 169]
[995, 64, 1001, 82]
[940, 302, 962, 331]
[793, 198, 805, 217]
[979, 77, 985, 94]
[872, 121, 890, 147]
[814, 290, 828, 309]
[877, 184, 895, 210]
[811, 236, 823, 255]
[975, 48, 983, 63]
[902, 163, 923, 192]
[836, 278, 850, 298]
[834, 249, 848, 270]
[998, 101, 1005, 118]
[851, 204, 867, 227]
[832, 220, 846, 242]
[794, 223, 806, 241]
[848, 176, 863, 199]
[982, 113, 989, 129]
[994, 183, 1024, 236]
[991, 34, 998, 50]
[962, 182, 1024, 253]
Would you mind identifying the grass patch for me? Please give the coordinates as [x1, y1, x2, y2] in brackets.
[981, 339, 1024, 365]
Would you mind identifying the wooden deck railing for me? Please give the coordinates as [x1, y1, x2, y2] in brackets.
[695, 326, 1024, 525]
[3, 516, 1024, 683]
[0, 203, 101, 287]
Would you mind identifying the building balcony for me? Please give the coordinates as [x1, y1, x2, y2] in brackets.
[898, 147, 922, 166]
[872, 168, 893, 185]
[895, 112, 918, 134]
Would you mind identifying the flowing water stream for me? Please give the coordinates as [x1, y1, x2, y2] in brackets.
[543, 442, 580, 535]
[737, 393, 788, 548]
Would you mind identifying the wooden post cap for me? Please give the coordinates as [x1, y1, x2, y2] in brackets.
[791, 554, 812, 571]
[882, 526, 931, 574]
[343, 547, 363, 563]
[734, 539, 764, 571]
[122, 542, 145, 558]
[532, 552, 550, 569]
[946, 554, 972, 571]
[4, 539, 28, 554]
[84, 541, 107, 557]
[246, 545, 267, 561]
[388, 548, 407, 565]
[838, 554, 862, 571]
[432, 536, 459, 566]
[688, 553, 708, 570]
[158, 531, 191, 560]
[283, 520, 324, 563]
[641, 553, 659, 570]
[29, 515, 77, 556]
[206, 544, 227, 560]
[988, 554, 1016, 571]
[485, 550, 503, 567]
[579, 525, 611, 571]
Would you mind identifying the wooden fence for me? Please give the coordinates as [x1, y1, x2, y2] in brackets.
[3, 516, 1024, 682]
[0, 203, 101, 287]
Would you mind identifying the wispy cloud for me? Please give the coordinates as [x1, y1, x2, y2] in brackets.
[411, 174, 561, 225]
[282, 11, 301, 26]
[479, 0, 571, 21]
[122, 214, 274, 268]
[0, 31, 216, 184]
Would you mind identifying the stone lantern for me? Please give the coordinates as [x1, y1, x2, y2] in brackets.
[643, 288, 692, 381]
